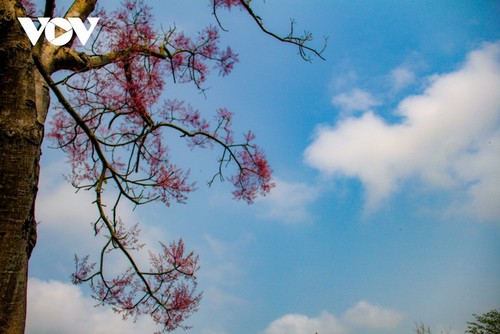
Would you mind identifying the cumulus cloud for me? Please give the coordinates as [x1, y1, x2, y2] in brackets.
[26, 278, 158, 334]
[27, 281, 403, 334]
[261, 311, 347, 334]
[305, 42, 500, 219]
[26, 275, 244, 334]
[256, 179, 319, 223]
[261, 301, 404, 334]
[342, 300, 404, 329]
[332, 88, 380, 114]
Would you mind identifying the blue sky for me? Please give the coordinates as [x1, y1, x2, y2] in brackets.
[26, 1, 499, 333]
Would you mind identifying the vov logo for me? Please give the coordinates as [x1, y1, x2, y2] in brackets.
[18, 17, 100, 46]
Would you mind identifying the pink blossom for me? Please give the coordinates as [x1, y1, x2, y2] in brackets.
[19, 0, 37, 16]
[214, 0, 245, 10]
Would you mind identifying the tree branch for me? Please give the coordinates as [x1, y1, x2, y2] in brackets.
[64, 0, 98, 21]
[51, 44, 168, 74]
[43, 0, 56, 17]
[237, 0, 326, 61]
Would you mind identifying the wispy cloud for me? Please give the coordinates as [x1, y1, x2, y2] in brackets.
[260, 301, 404, 334]
[256, 178, 320, 223]
[305, 42, 500, 219]
[388, 53, 425, 93]
[332, 88, 380, 114]
[390, 66, 416, 92]
[201, 233, 250, 284]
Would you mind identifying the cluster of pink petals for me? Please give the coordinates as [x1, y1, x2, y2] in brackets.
[72, 239, 200, 333]
[230, 138, 274, 203]
[213, 0, 245, 10]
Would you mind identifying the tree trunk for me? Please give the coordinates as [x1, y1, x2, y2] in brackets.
[0, 1, 47, 333]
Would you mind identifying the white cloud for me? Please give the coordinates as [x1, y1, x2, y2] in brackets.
[332, 88, 380, 114]
[261, 311, 347, 334]
[26, 278, 158, 334]
[332, 70, 358, 90]
[305, 42, 500, 219]
[37, 178, 97, 242]
[342, 300, 404, 329]
[390, 66, 416, 92]
[261, 301, 404, 334]
[27, 281, 405, 334]
[35, 159, 177, 281]
[256, 179, 319, 223]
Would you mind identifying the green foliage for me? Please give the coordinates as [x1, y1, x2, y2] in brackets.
[466, 310, 500, 334]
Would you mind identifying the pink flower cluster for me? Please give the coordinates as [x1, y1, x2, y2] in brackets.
[214, 0, 245, 10]
[230, 132, 275, 203]
[72, 239, 200, 333]
[167, 25, 239, 85]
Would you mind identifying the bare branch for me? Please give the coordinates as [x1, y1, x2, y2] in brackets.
[236, 0, 326, 61]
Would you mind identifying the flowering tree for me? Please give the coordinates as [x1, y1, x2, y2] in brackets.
[0, 0, 324, 333]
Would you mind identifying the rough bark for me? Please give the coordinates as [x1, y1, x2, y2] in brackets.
[0, 1, 47, 333]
